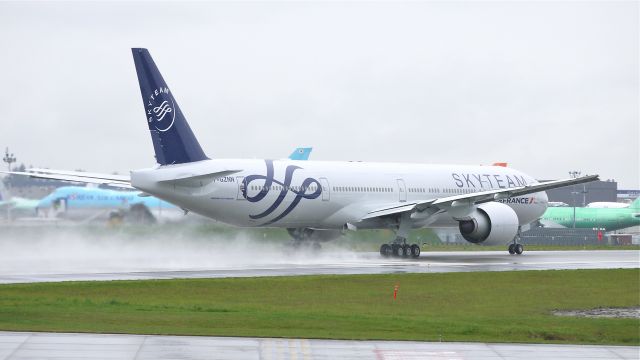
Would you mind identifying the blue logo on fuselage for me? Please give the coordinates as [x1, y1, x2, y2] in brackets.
[243, 160, 321, 225]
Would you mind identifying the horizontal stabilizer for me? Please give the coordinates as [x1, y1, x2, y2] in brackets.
[0, 170, 133, 189]
[28, 168, 130, 182]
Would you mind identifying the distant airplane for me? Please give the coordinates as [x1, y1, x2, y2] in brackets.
[35, 186, 183, 223]
[585, 202, 629, 209]
[6, 48, 598, 257]
[539, 197, 640, 231]
[0, 180, 39, 219]
[288, 148, 312, 161]
[547, 201, 569, 207]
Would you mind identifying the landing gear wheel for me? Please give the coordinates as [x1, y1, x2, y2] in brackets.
[410, 244, 421, 258]
[508, 244, 515, 255]
[392, 244, 402, 257]
[514, 243, 524, 255]
[380, 244, 392, 257]
[401, 245, 411, 258]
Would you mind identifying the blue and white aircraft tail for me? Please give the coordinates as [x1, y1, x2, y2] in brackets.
[288, 148, 312, 161]
[0, 179, 39, 219]
[4, 48, 599, 257]
[132, 48, 209, 165]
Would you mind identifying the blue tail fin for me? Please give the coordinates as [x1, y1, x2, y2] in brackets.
[132, 48, 209, 165]
[288, 147, 312, 160]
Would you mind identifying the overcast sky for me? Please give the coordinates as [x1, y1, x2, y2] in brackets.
[1, 1, 638, 188]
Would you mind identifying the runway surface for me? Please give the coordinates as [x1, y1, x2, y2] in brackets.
[0, 250, 637, 284]
[0, 332, 637, 360]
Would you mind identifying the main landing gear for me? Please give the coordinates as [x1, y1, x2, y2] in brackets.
[380, 238, 421, 258]
[379, 213, 420, 258]
[286, 228, 322, 252]
[508, 227, 524, 255]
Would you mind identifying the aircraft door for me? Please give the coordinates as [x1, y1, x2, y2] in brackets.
[319, 178, 330, 201]
[236, 176, 246, 200]
[52, 198, 67, 215]
[397, 179, 407, 202]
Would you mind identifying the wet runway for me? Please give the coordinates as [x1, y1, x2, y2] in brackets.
[0, 250, 637, 284]
[0, 332, 637, 360]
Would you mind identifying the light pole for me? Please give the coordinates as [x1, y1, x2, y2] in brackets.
[2, 148, 16, 222]
[3, 147, 16, 172]
[569, 171, 581, 228]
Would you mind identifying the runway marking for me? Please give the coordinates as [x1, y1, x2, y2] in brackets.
[375, 349, 462, 360]
[289, 339, 297, 360]
[301, 339, 312, 360]
[1, 332, 638, 360]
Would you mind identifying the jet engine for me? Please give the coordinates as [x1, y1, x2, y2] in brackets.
[457, 202, 519, 245]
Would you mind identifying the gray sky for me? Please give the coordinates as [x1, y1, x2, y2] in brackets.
[1, 1, 638, 188]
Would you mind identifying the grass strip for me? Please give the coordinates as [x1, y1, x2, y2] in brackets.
[0, 269, 637, 345]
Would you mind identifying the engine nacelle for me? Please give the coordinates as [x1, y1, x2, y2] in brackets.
[457, 202, 519, 245]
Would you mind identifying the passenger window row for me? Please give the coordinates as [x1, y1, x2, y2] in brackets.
[250, 185, 317, 192]
[332, 186, 393, 193]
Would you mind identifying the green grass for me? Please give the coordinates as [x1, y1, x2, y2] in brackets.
[0, 269, 638, 345]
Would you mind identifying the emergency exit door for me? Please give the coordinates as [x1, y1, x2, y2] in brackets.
[397, 179, 407, 202]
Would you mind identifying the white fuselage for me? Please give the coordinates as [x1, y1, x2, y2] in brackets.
[130, 159, 549, 230]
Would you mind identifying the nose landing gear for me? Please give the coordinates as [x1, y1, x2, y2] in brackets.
[508, 227, 524, 255]
[508, 243, 523, 255]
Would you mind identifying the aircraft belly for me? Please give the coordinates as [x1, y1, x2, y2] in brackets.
[55, 208, 114, 221]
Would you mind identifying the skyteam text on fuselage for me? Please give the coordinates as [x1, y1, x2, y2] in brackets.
[5, 48, 599, 257]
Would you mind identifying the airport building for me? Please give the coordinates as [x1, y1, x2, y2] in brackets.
[544, 179, 618, 206]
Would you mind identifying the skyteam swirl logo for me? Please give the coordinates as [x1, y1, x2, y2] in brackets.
[243, 160, 321, 225]
[146, 87, 176, 132]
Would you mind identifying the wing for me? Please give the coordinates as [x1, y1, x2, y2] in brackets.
[0, 169, 133, 189]
[362, 175, 599, 221]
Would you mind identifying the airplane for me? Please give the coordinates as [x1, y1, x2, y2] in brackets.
[5, 48, 599, 257]
[35, 185, 183, 223]
[539, 197, 640, 232]
[585, 202, 629, 209]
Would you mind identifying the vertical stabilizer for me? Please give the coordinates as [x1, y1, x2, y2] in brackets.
[132, 48, 209, 165]
[289, 147, 313, 160]
[630, 197, 640, 209]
